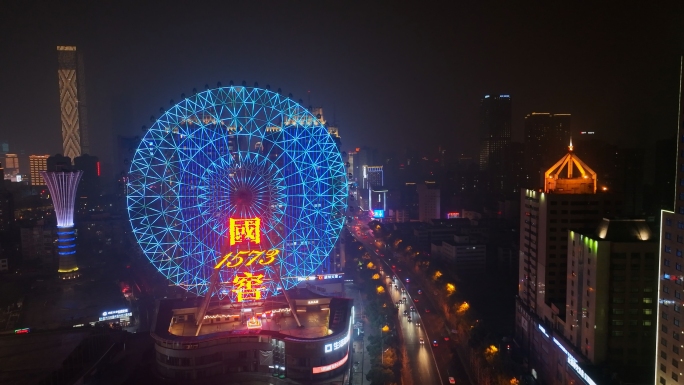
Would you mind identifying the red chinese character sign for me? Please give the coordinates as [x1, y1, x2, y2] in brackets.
[229, 218, 261, 245]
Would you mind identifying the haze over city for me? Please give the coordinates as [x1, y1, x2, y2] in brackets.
[0, 2, 683, 385]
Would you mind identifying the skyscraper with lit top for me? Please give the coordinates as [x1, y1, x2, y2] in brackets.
[41, 170, 82, 279]
[57, 46, 89, 162]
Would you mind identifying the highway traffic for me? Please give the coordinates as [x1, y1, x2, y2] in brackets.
[349, 217, 470, 385]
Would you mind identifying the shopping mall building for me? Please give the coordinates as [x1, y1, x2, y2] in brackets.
[151, 283, 353, 384]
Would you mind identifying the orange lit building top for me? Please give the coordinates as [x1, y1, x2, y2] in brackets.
[543, 140, 597, 194]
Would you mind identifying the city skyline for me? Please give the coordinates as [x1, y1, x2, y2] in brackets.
[0, 2, 681, 178]
[1, 2, 683, 384]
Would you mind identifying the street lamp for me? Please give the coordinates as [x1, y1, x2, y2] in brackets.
[381, 325, 388, 365]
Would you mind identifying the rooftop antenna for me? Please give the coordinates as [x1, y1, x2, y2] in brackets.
[568, 136, 573, 152]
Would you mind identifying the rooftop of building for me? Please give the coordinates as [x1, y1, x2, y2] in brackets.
[153, 290, 352, 343]
[544, 142, 597, 194]
[573, 218, 656, 243]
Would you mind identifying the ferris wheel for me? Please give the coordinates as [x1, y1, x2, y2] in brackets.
[127, 86, 347, 300]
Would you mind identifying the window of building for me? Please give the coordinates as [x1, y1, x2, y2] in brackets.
[665, 259, 671, 267]
[678, 235, 684, 244]
[673, 359, 679, 368]
[644, 320, 652, 326]
[663, 312, 669, 320]
[662, 363, 667, 372]
[662, 350, 668, 359]
[675, 345, 681, 354]
[678, 249, 683, 257]
[679, 221, 684, 229]
[663, 325, 669, 333]
[662, 337, 668, 346]
[667, 218, 673, 226]
[666, 246, 672, 253]
[677, 305, 683, 313]
[612, 330, 623, 337]
[665, 285, 670, 294]
[675, 318, 681, 326]
[666, 232, 672, 240]
[644, 298, 654, 304]
[677, 263, 683, 272]
[674, 372, 679, 381]
[645, 309, 653, 315]
[674, 333, 680, 341]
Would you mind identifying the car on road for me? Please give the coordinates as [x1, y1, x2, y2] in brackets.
[403, 310, 408, 316]
[444, 336, 450, 341]
[417, 289, 423, 295]
[432, 340, 439, 347]
[413, 298, 419, 302]
[416, 321, 421, 326]
[410, 306, 415, 312]
[419, 338, 424, 345]
[405, 278, 410, 283]
[449, 377, 456, 384]
[407, 316, 412, 322]
[424, 308, 430, 313]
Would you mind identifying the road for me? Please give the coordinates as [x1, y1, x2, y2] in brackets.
[349, 218, 445, 385]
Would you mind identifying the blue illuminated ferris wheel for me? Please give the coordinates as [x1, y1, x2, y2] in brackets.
[127, 86, 348, 299]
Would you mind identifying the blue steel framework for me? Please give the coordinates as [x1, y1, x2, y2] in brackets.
[127, 86, 347, 300]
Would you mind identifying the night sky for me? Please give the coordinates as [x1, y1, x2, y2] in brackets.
[1, 1, 682, 179]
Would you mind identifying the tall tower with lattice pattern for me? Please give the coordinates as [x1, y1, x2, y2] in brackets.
[57, 46, 89, 162]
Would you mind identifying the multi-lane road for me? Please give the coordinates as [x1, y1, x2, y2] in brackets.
[349, 217, 471, 385]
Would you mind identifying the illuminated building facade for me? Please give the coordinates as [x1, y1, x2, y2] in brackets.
[417, 183, 440, 222]
[479, 94, 511, 171]
[41, 170, 82, 279]
[518, 146, 620, 316]
[562, 220, 656, 382]
[524, 112, 571, 189]
[152, 294, 353, 383]
[3, 153, 20, 181]
[29, 155, 49, 186]
[656, 57, 684, 385]
[57, 46, 89, 161]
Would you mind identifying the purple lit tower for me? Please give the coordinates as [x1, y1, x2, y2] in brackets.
[41, 170, 83, 279]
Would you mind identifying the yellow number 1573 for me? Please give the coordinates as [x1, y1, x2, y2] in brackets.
[214, 249, 280, 270]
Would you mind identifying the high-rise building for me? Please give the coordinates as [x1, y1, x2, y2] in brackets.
[518, 145, 621, 319]
[563, 219, 657, 383]
[524, 113, 571, 189]
[29, 155, 49, 186]
[3, 153, 19, 181]
[47, 154, 72, 172]
[655, 57, 684, 385]
[57, 46, 89, 161]
[363, 166, 383, 189]
[479, 94, 511, 171]
[41, 170, 83, 279]
[417, 183, 440, 222]
[74, 154, 100, 199]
